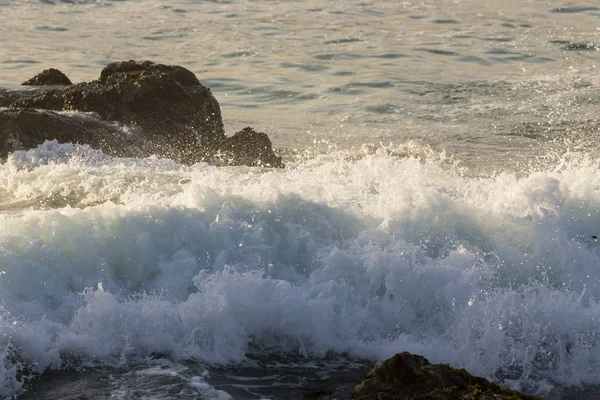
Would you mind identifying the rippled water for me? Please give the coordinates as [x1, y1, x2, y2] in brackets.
[2, 0, 599, 169]
[2, 1, 600, 399]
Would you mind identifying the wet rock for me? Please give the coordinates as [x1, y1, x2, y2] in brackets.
[0, 109, 143, 159]
[352, 352, 541, 400]
[1, 60, 283, 167]
[7, 60, 225, 163]
[214, 127, 283, 167]
[22, 68, 72, 86]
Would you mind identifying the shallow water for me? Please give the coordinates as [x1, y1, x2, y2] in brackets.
[1, 0, 600, 399]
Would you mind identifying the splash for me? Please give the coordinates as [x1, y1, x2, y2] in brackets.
[1, 141, 600, 396]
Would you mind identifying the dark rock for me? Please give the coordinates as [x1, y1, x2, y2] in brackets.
[22, 68, 72, 86]
[0, 88, 20, 106]
[1, 61, 283, 167]
[99, 60, 200, 87]
[0, 109, 144, 159]
[214, 127, 283, 167]
[8, 60, 225, 163]
[352, 352, 541, 400]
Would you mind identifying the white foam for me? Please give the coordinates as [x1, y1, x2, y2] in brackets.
[1, 142, 600, 396]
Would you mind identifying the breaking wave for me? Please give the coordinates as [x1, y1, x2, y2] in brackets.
[1, 141, 600, 396]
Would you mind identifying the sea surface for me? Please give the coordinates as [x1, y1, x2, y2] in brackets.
[1, 0, 600, 398]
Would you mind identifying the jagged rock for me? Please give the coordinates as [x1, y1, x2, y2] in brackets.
[22, 68, 72, 86]
[351, 352, 541, 400]
[1, 61, 283, 167]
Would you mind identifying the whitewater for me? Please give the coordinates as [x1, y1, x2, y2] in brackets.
[1, 140, 600, 397]
[2, 0, 600, 398]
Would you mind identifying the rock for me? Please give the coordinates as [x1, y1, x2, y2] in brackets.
[1, 61, 283, 167]
[22, 68, 72, 86]
[7, 60, 225, 163]
[0, 109, 143, 159]
[351, 352, 541, 400]
[214, 127, 283, 167]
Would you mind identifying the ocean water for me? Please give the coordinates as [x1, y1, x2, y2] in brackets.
[1, 0, 600, 398]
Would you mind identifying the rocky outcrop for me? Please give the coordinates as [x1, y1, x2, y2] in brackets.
[1, 61, 283, 167]
[22, 68, 72, 86]
[352, 352, 540, 400]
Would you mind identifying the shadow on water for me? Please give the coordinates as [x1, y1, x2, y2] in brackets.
[21, 356, 373, 400]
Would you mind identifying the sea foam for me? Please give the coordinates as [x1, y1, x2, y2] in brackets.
[1, 141, 600, 396]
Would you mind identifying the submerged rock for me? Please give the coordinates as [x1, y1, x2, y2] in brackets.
[22, 68, 72, 86]
[1, 60, 283, 167]
[352, 352, 541, 400]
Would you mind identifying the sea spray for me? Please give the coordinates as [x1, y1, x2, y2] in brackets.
[1, 142, 600, 396]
